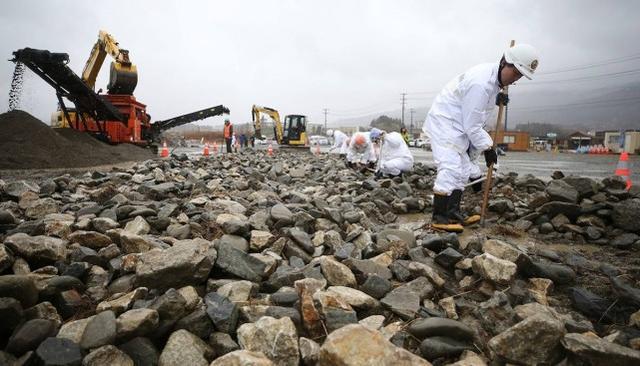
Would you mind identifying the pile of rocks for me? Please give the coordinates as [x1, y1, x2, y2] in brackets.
[0, 150, 639, 365]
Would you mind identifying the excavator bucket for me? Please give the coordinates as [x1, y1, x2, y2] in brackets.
[108, 62, 137, 95]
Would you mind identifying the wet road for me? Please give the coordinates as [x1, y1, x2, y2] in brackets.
[171, 145, 639, 182]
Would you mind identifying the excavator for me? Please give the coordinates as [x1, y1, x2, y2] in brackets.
[11, 30, 229, 150]
[251, 104, 308, 147]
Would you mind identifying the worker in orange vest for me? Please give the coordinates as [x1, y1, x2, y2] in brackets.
[223, 119, 233, 153]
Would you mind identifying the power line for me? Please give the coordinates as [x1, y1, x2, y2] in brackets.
[538, 53, 640, 75]
[524, 68, 640, 85]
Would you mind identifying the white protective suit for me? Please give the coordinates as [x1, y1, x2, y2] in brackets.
[347, 132, 376, 164]
[423, 63, 500, 194]
[377, 132, 414, 175]
[330, 130, 349, 154]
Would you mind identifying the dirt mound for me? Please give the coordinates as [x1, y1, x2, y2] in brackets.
[0, 110, 154, 170]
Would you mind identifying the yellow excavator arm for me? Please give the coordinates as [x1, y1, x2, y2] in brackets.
[81, 30, 138, 95]
[251, 104, 283, 143]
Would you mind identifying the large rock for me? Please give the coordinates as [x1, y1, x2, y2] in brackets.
[83, 345, 134, 366]
[158, 329, 214, 366]
[320, 257, 357, 287]
[210, 350, 274, 366]
[408, 317, 474, 341]
[119, 337, 159, 366]
[482, 239, 522, 263]
[237, 316, 299, 366]
[0, 298, 24, 337]
[488, 314, 565, 365]
[68, 230, 112, 250]
[562, 176, 598, 198]
[612, 199, 640, 232]
[81, 310, 117, 349]
[135, 238, 216, 290]
[116, 308, 159, 340]
[270, 204, 294, 224]
[561, 332, 640, 366]
[546, 180, 579, 203]
[472, 253, 517, 285]
[0, 275, 39, 308]
[215, 240, 268, 282]
[204, 292, 238, 334]
[318, 324, 431, 365]
[6, 319, 57, 355]
[4, 233, 67, 265]
[35, 337, 83, 366]
[25, 198, 59, 219]
[0, 244, 15, 273]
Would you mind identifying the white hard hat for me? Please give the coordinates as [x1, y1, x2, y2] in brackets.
[504, 44, 539, 80]
[326, 129, 334, 137]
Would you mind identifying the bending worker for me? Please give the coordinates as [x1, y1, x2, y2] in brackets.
[370, 128, 414, 178]
[327, 129, 349, 156]
[346, 132, 376, 169]
[423, 43, 539, 232]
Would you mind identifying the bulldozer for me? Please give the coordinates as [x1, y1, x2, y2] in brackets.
[11, 30, 229, 150]
[251, 104, 308, 147]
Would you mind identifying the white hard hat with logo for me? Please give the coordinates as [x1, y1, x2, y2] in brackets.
[504, 44, 539, 80]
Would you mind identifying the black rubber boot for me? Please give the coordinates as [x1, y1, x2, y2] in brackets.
[432, 193, 463, 232]
[448, 189, 480, 226]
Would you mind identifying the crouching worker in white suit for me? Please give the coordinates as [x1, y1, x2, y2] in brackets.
[346, 132, 376, 169]
[369, 128, 414, 178]
[423, 43, 539, 232]
[327, 129, 349, 156]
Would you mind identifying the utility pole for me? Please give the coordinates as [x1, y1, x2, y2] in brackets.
[400, 93, 406, 130]
[323, 108, 328, 134]
[409, 108, 415, 135]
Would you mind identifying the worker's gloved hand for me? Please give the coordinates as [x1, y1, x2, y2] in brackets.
[484, 148, 498, 167]
[496, 92, 509, 106]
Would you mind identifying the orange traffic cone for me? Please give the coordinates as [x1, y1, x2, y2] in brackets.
[212, 141, 218, 155]
[203, 143, 210, 156]
[160, 142, 169, 157]
[615, 151, 632, 190]
[267, 144, 274, 157]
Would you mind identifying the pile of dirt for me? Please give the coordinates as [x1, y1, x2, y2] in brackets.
[0, 110, 154, 170]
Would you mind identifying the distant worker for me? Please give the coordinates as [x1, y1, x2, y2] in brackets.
[423, 43, 539, 232]
[223, 119, 233, 153]
[250, 134, 255, 148]
[327, 129, 349, 156]
[346, 132, 376, 169]
[400, 127, 410, 145]
[370, 128, 414, 178]
[240, 133, 247, 148]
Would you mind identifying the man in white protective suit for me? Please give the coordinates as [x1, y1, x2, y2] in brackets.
[423, 44, 539, 232]
[346, 132, 376, 169]
[327, 129, 349, 156]
[369, 128, 414, 178]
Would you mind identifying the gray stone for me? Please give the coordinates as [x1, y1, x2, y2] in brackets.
[0, 244, 15, 273]
[208, 332, 239, 356]
[288, 227, 314, 254]
[158, 329, 214, 366]
[250, 230, 274, 251]
[360, 274, 392, 299]
[205, 292, 238, 334]
[81, 310, 116, 349]
[546, 179, 579, 203]
[216, 213, 250, 236]
[237, 316, 299, 366]
[320, 256, 357, 287]
[116, 308, 159, 340]
[135, 238, 216, 290]
[488, 314, 565, 365]
[561, 332, 640, 366]
[83, 345, 134, 366]
[215, 240, 268, 282]
[6, 319, 57, 355]
[174, 306, 213, 339]
[4, 233, 68, 265]
[220, 234, 250, 252]
[0, 297, 24, 337]
[435, 247, 464, 268]
[419, 336, 473, 361]
[123, 216, 151, 235]
[472, 253, 517, 285]
[35, 337, 83, 366]
[270, 203, 293, 223]
[612, 199, 640, 232]
[119, 337, 159, 366]
[408, 317, 475, 341]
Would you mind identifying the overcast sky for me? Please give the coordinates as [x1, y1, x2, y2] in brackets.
[2, 0, 639, 128]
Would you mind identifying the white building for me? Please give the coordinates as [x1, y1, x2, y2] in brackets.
[604, 130, 640, 154]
